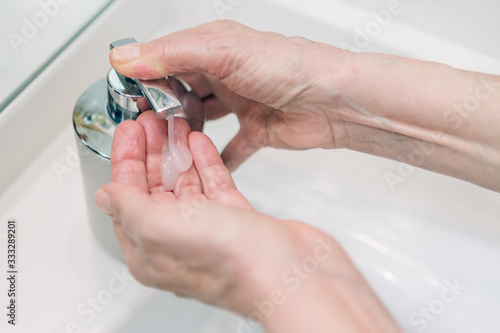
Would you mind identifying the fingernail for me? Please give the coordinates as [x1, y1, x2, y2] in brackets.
[111, 44, 140, 64]
[94, 189, 112, 214]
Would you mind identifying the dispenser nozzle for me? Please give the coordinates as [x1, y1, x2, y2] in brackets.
[110, 38, 183, 119]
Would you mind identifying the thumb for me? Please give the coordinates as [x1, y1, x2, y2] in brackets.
[95, 182, 155, 228]
[109, 22, 250, 80]
[221, 130, 260, 172]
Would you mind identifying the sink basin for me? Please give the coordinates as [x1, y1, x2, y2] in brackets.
[1, 0, 499, 332]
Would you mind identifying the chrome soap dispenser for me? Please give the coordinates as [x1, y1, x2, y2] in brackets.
[73, 38, 205, 259]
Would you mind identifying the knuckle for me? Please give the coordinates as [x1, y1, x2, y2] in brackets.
[208, 34, 244, 79]
[287, 35, 314, 46]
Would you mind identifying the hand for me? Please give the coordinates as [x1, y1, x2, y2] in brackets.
[109, 20, 349, 171]
[94, 111, 400, 332]
[109, 20, 500, 190]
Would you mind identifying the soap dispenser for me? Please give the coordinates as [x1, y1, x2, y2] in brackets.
[73, 38, 205, 260]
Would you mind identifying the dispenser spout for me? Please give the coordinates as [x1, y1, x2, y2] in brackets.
[110, 38, 183, 120]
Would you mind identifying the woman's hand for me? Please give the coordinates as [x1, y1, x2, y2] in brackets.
[109, 20, 350, 171]
[94, 111, 400, 332]
[110, 20, 500, 191]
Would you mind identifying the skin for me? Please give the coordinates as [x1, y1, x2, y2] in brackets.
[95, 20, 500, 332]
[96, 113, 400, 332]
[108, 20, 500, 190]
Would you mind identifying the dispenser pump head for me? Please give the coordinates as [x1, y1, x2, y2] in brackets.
[108, 38, 205, 131]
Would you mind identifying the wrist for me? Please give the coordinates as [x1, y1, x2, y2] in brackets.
[230, 219, 400, 332]
[298, 42, 371, 150]
[260, 267, 401, 333]
[313, 48, 500, 190]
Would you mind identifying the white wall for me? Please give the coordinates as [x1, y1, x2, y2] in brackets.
[335, 0, 500, 59]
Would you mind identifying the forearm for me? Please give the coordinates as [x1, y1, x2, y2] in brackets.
[261, 275, 401, 333]
[229, 221, 401, 333]
[321, 48, 500, 190]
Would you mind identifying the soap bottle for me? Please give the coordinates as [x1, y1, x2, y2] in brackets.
[73, 38, 205, 259]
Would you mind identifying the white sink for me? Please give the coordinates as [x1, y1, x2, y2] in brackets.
[1, 0, 499, 332]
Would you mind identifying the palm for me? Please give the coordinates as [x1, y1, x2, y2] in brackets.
[110, 111, 252, 209]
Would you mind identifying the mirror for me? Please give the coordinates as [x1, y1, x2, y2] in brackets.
[0, 0, 114, 112]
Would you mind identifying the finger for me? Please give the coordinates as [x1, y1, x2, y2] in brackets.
[135, 111, 168, 192]
[109, 21, 252, 79]
[96, 182, 155, 244]
[97, 182, 171, 285]
[136, 97, 151, 112]
[176, 72, 213, 100]
[177, 72, 237, 120]
[203, 95, 233, 120]
[111, 120, 148, 191]
[136, 112, 193, 201]
[189, 131, 253, 209]
[95, 185, 141, 269]
[173, 123, 204, 200]
[201, 73, 253, 119]
[97, 182, 188, 244]
[174, 165, 204, 202]
[220, 130, 260, 172]
[96, 181, 202, 288]
[135, 112, 191, 183]
[109, 35, 217, 78]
